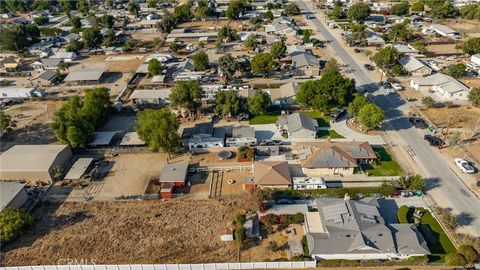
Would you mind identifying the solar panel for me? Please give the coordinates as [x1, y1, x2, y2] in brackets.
[348, 146, 369, 157]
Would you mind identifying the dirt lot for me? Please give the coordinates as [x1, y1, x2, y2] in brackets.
[426, 43, 461, 55]
[447, 19, 480, 38]
[420, 106, 480, 132]
[1, 199, 249, 265]
[1, 101, 63, 151]
[92, 153, 177, 200]
[241, 225, 292, 262]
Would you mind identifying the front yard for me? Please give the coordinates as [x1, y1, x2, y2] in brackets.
[363, 146, 403, 176]
[298, 110, 330, 127]
[318, 129, 345, 139]
[249, 112, 281, 125]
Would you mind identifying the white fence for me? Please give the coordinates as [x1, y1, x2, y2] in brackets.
[1, 262, 317, 270]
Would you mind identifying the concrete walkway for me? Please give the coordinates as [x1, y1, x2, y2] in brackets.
[331, 119, 386, 145]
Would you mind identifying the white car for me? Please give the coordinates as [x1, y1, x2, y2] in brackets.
[454, 158, 475, 174]
[391, 83, 403, 91]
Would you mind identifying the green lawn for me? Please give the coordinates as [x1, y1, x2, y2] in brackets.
[318, 129, 345, 139]
[249, 111, 281, 125]
[419, 210, 456, 262]
[363, 146, 403, 176]
[297, 110, 330, 127]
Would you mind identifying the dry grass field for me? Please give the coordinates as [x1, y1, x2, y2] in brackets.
[1, 199, 250, 266]
[421, 106, 480, 131]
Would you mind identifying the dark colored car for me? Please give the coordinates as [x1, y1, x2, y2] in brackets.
[424, 135, 443, 147]
[330, 107, 347, 123]
[364, 64, 374, 71]
[409, 117, 428, 129]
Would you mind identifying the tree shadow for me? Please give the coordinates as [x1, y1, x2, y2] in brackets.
[457, 212, 475, 226]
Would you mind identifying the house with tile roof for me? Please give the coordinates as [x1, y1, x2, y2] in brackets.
[253, 161, 292, 188]
[294, 141, 377, 176]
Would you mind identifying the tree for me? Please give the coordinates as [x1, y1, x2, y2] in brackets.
[215, 90, 242, 117]
[421, 96, 435, 108]
[192, 51, 209, 71]
[82, 27, 102, 48]
[358, 103, 384, 130]
[147, 0, 157, 8]
[456, 37, 480, 55]
[460, 3, 480, 20]
[445, 253, 467, 266]
[195, 0, 213, 19]
[102, 29, 116, 47]
[251, 52, 275, 76]
[157, 12, 176, 33]
[226, 0, 247, 19]
[76, 0, 89, 16]
[372, 46, 400, 70]
[0, 110, 15, 133]
[457, 245, 478, 264]
[169, 81, 204, 114]
[284, 3, 300, 15]
[302, 29, 313, 44]
[34, 15, 48, 25]
[169, 42, 179, 52]
[247, 90, 271, 115]
[386, 21, 412, 42]
[70, 16, 81, 30]
[263, 10, 274, 21]
[136, 108, 181, 153]
[411, 0, 424, 12]
[468, 87, 480, 107]
[408, 174, 425, 190]
[243, 34, 258, 50]
[350, 23, 367, 41]
[348, 94, 369, 118]
[270, 40, 286, 59]
[60, 0, 74, 14]
[412, 40, 428, 54]
[0, 208, 34, 243]
[437, 208, 459, 230]
[0, 27, 25, 51]
[347, 3, 371, 22]
[430, 0, 459, 19]
[173, 4, 193, 22]
[127, 0, 140, 16]
[443, 63, 466, 78]
[389, 1, 409, 16]
[101, 14, 114, 29]
[147, 59, 164, 76]
[218, 53, 238, 81]
[41, 27, 63, 37]
[66, 39, 83, 52]
[217, 26, 238, 42]
[331, 5, 344, 19]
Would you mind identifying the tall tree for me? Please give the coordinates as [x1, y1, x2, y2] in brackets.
[443, 63, 466, 78]
[195, 0, 213, 19]
[386, 21, 412, 42]
[101, 14, 115, 29]
[192, 51, 210, 71]
[169, 81, 204, 114]
[136, 108, 181, 153]
[147, 59, 164, 76]
[430, 0, 458, 19]
[358, 103, 384, 130]
[127, 0, 140, 16]
[372, 46, 400, 70]
[247, 90, 271, 115]
[243, 34, 258, 50]
[251, 52, 275, 76]
[226, 0, 247, 19]
[0, 111, 15, 133]
[218, 53, 238, 81]
[456, 37, 480, 55]
[411, 0, 424, 12]
[347, 3, 371, 22]
[82, 27, 102, 48]
[468, 87, 480, 107]
[215, 90, 242, 117]
[76, 0, 89, 16]
[284, 3, 300, 15]
[173, 4, 193, 22]
[70, 16, 81, 30]
[348, 94, 369, 118]
[389, 1, 409, 16]
[270, 40, 286, 59]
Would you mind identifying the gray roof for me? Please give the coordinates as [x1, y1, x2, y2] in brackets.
[412, 73, 469, 94]
[41, 58, 63, 67]
[232, 126, 255, 138]
[0, 181, 26, 211]
[64, 67, 105, 82]
[0, 145, 69, 174]
[278, 113, 318, 133]
[398, 55, 427, 72]
[64, 158, 93, 179]
[88, 132, 116, 146]
[292, 52, 320, 68]
[35, 69, 56, 81]
[159, 162, 189, 183]
[306, 199, 430, 256]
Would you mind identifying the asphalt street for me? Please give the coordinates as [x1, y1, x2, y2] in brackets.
[297, 0, 480, 236]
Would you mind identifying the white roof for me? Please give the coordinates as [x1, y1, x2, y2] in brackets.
[64, 67, 106, 82]
[413, 73, 469, 94]
[399, 55, 427, 72]
[0, 87, 35, 99]
[88, 132, 116, 146]
[130, 89, 171, 100]
[64, 158, 93, 179]
[0, 145, 69, 174]
[430, 24, 457, 34]
[120, 132, 146, 146]
[0, 181, 26, 211]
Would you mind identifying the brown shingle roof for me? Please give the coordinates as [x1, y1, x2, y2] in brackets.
[254, 161, 292, 186]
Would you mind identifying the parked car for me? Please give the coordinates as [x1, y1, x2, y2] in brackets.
[476, 180, 480, 189]
[354, 48, 362, 53]
[409, 117, 428, 129]
[391, 83, 403, 91]
[330, 107, 346, 122]
[424, 135, 442, 147]
[364, 64, 374, 71]
[454, 158, 475, 174]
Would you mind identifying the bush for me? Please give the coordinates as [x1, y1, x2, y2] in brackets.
[458, 245, 478, 263]
[271, 184, 396, 200]
[302, 235, 309, 255]
[268, 240, 280, 251]
[234, 214, 245, 249]
[445, 252, 467, 266]
[397, 205, 411, 223]
[0, 208, 34, 243]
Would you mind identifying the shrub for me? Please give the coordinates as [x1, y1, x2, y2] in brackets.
[234, 214, 245, 249]
[268, 240, 280, 251]
[458, 245, 478, 263]
[0, 208, 34, 243]
[302, 235, 309, 255]
[445, 252, 467, 266]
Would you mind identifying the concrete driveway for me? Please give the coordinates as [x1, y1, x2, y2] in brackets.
[253, 124, 283, 141]
[330, 119, 386, 145]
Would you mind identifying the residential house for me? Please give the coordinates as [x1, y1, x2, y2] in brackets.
[305, 199, 430, 260]
[130, 89, 171, 105]
[294, 141, 377, 176]
[252, 161, 292, 188]
[410, 73, 470, 101]
[277, 113, 319, 139]
[366, 36, 385, 47]
[255, 146, 280, 157]
[393, 44, 418, 55]
[50, 48, 77, 62]
[31, 58, 63, 71]
[287, 44, 306, 56]
[0, 56, 22, 72]
[429, 24, 460, 39]
[0, 87, 43, 99]
[182, 120, 225, 150]
[64, 67, 106, 85]
[226, 126, 257, 147]
[265, 17, 296, 36]
[268, 82, 299, 107]
[471, 54, 480, 67]
[398, 55, 432, 76]
[31, 70, 57, 87]
[291, 52, 321, 77]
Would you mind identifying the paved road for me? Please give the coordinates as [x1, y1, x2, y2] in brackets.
[297, 0, 480, 236]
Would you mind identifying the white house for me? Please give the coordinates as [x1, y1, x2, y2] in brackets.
[398, 55, 432, 76]
[410, 73, 470, 101]
[471, 54, 480, 67]
[0, 87, 43, 99]
[429, 24, 460, 39]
